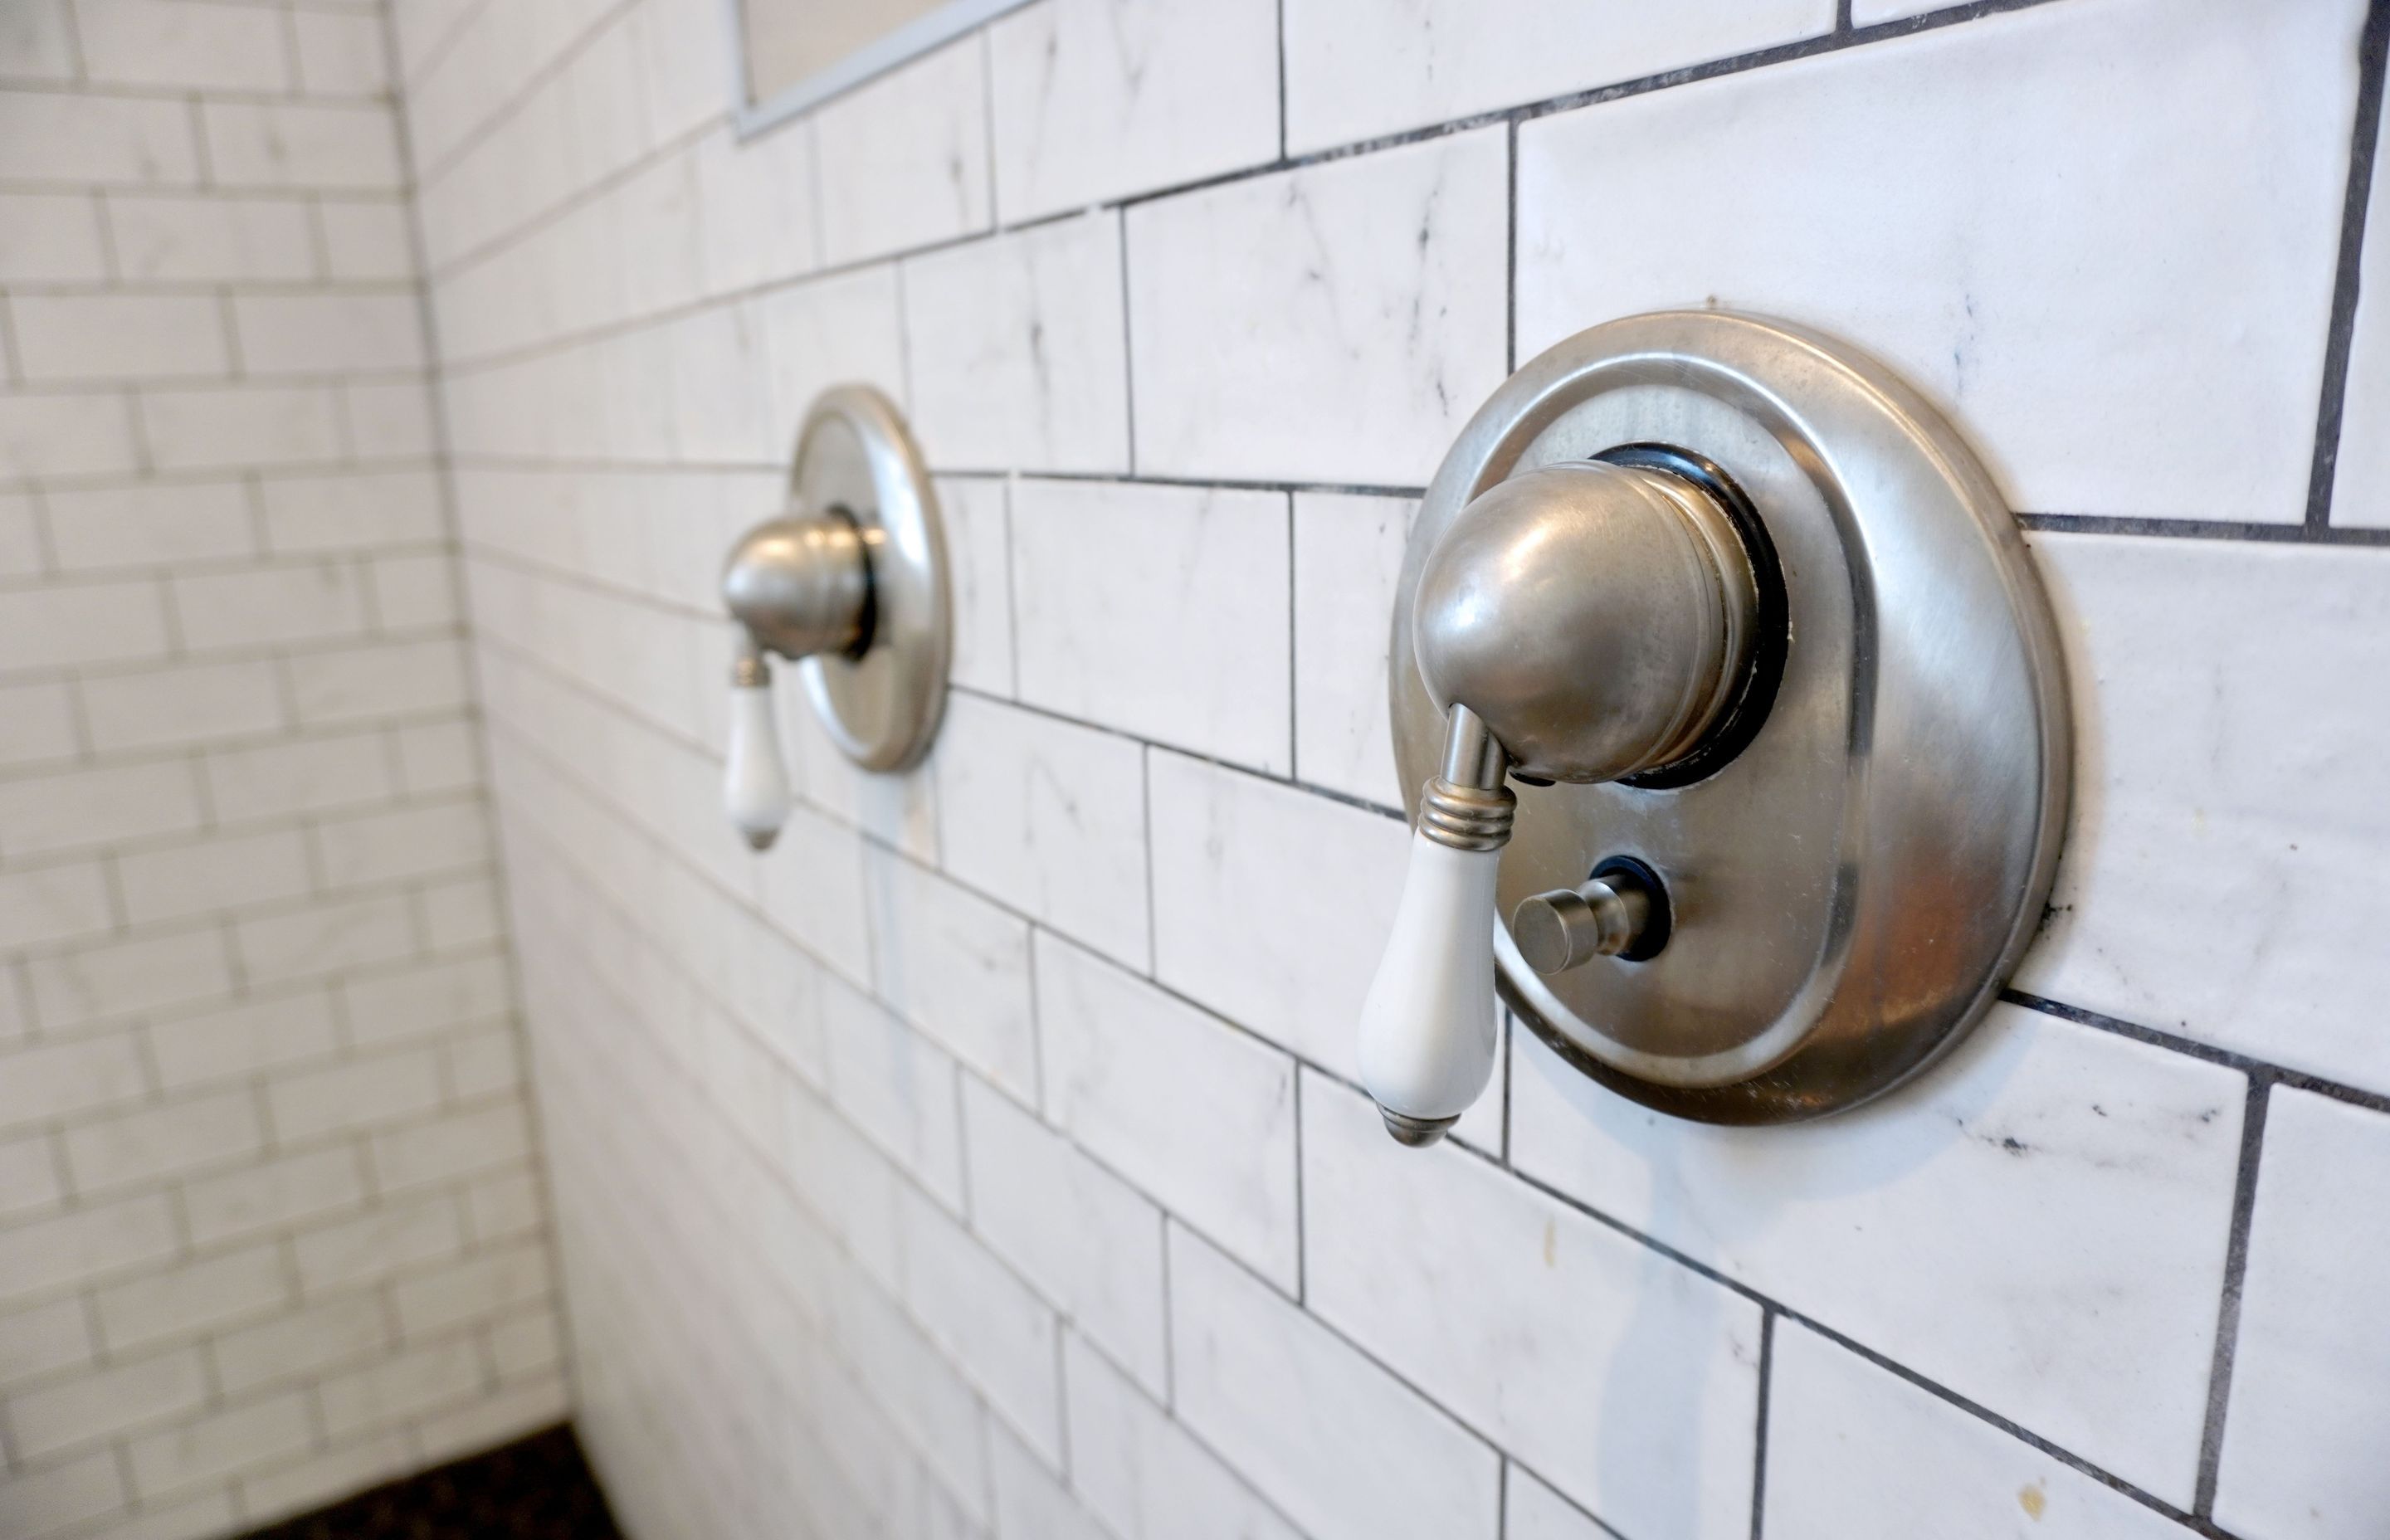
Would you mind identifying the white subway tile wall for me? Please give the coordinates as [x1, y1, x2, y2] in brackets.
[0, 3, 563, 1538]
[306, 0, 2390, 1537]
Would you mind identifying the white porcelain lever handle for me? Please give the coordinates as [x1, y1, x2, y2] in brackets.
[724, 647, 793, 850]
[1357, 704, 1514, 1146]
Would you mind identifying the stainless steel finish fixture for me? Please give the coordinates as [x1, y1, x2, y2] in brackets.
[1513, 860, 1667, 973]
[1362, 309, 2071, 1133]
[719, 387, 950, 849]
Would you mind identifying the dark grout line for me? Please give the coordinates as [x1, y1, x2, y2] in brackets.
[1749, 1309, 1776, 1540]
[1275, 0, 1289, 163]
[1835, 0, 1856, 32]
[2301, 0, 2390, 531]
[1118, 214, 1139, 475]
[1290, 1065, 1307, 1307]
[1505, 119, 1519, 377]
[2002, 990, 2390, 1117]
[2017, 511, 2390, 548]
[2192, 1074, 2272, 1516]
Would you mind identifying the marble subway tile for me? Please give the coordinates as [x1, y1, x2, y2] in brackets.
[1292, 491, 1412, 807]
[1168, 1223, 1500, 1540]
[693, 119, 822, 297]
[815, 35, 993, 267]
[1128, 127, 1508, 486]
[988, 0, 1280, 222]
[755, 802, 873, 989]
[896, 1185, 1063, 1465]
[293, 10, 392, 98]
[1148, 749, 1407, 1077]
[960, 1075, 1168, 1396]
[202, 102, 405, 193]
[784, 689, 940, 863]
[106, 194, 315, 284]
[0, 759, 203, 859]
[232, 293, 427, 376]
[2213, 1089, 2390, 1540]
[933, 692, 1149, 971]
[1062, 1329, 1301, 1540]
[48, 480, 257, 571]
[1011, 478, 1290, 772]
[2017, 536, 2390, 1094]
[139, 385, 345, 474]
[754, 265, 910, 449]
[1763, 1320, 2185, 1540]
[0, 2, 76, 82]
[1305, 1074, 1761, 1538]
[1510, 1002, 2244, 1504]
[902, 212, 1130, 474]
[78, 0, 292, 92]
[1505, 1466, 1616, 1540]
[930, 476, 1015, 695]
[0, 91, 198, 188]
[862, 847, 1038, 1103]
[1285, 0, 1833, 151]
[1518, 0, 2364, 522]
[0, 192, 106, 282]
[820, 974, 966, 1211]
[817, 1255, 992, 1520]
[11, 294, 230, 382]
[1035, 928, 1299, 1289]
[0, 394, 143, 484]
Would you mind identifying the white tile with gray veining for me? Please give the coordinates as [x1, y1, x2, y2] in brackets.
[1305, 1073, 1763, 1540]
[1147, 748, 1407, 1076]
[902, 212, 1130, 474]
[934, 692, 1150, 971]
[1764, 1320, 2188, 1540]
[929, 476, 1016, 696]
[1283, 0, 1834, 153]
[1518, 0, 2364, 523]
[1035, 929, 1299, 1290]
[1294, 492, 1412, 807]
[990, 0, 1280, 222]
[1127, 127, 1508, 486]
[2017, 536, 2390, 1095]
[1168, 1222, 1500, 1540]
[814, 34, 993, 267]
[2213, 1089, 2390, 1540]
[1061, 1328, 1300, 1540]
[1010, 478, 1290, 772]
[1511, 1002, 2244, 1504]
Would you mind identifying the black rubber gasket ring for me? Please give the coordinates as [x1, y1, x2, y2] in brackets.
[1590, 854, 1672, 962]
[1595, 442, 1790, 792]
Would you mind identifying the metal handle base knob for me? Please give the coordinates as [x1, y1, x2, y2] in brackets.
[1513, 858, 1670, 972]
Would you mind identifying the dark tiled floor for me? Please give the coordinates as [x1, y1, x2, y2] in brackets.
[237, 1425, 622, 1540]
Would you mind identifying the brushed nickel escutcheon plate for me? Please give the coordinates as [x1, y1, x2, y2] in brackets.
[1380, 310, 2071, 1127]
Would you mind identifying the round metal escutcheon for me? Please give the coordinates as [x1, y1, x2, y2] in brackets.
[1391, 310, 2073, 1123]
[788, 386, 951, 772]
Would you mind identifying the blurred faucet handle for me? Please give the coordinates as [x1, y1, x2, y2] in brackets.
[724, 642, 793, 851]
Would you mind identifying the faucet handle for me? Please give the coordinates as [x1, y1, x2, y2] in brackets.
[724, 646, 793, 850]
[1357, 704, 1513, 1147]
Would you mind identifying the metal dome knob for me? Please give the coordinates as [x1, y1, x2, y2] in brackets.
[1411, 456, 1771, 787]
